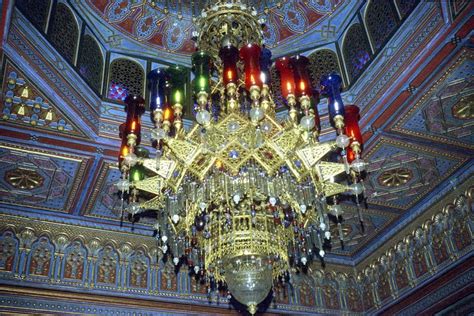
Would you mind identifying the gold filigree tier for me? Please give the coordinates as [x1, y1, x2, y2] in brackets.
[195, 1, 263, 59]
[130, 108, 349, 287]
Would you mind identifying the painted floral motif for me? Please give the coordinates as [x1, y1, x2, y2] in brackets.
[299, 281, 315, 306]
[96, 246, 119, 285]
[451, 216, 471, 251]
[129, 250, 149, 288]
[377, 272, 391, 302]
[64, 242, 86, 280]
[362, 281, 374, 310]
[164, 20, 190, 51]
[0, 232, 17, 272]
[29, 237, 53, 276]
[346, 280, 363, 312]
[431, 233, 449, 265]
[395, 261, 409, 291]
[278, 2, 308, 33]
[322, 275, 340, 309]
[411, 246, 428, 278]
[106, 0, 132, 23]
[160, 262, 177, 291]
[134, 6, 165, 41]
[191, 276, 207, 294]
[261, 14, 278, 46]
[308, 0, 333, 13]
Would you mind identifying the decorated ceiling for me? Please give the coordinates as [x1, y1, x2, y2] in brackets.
[0, 0, 473, 315]
[85, 0, 346, 57]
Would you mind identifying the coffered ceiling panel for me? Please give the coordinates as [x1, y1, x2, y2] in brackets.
[0, 143, 89, 213]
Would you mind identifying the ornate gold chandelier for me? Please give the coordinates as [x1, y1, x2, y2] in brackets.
[116, 1, 367, 314]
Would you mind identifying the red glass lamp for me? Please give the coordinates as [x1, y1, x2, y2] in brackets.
[344, 105, 363, 155]
[290, 55, 312, 98]
[275, 57, 296, 99]
[219, 45, 240, 86]
[124, 95, 145, 146]
[240, 43, 262, 91]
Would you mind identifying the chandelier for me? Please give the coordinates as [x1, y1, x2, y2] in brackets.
[116, 1, 367, 314]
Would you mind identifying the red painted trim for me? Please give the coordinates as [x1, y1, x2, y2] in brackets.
[421, 282, 474, 316]
[0, 127, 99, 153]
[372, 91, 411, 129]
[361, 13, 473, 130]
[456, 15, 474, 38]
[410, 42, 456, 88]
[0, 0, 11, 49]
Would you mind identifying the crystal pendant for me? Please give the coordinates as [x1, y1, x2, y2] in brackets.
[336, 134, 350, 148]
[196, 109, 211, 125]
[224, 255, 272, 315]
[299, 115, 315, 130]
[351, 158, 366, 172]
[127, 202, 142, 215]
[123, 153, 138, 167]
[151, 127, 166, 141]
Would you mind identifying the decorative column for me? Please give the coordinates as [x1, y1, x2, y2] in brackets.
[53, 234, 69, 283]
[87, 238, 101, 288]
[17, 228, 35, 278]
[119, 243, 132, 291]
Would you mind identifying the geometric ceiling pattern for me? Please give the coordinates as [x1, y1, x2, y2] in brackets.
[85, 0, 344, 55]
[1, 60, 85, 138]
[394, 52, 474, 149]
[364, 137, 467, 210]
[0, 0, 473, 315]
[0, 143, 88, 213]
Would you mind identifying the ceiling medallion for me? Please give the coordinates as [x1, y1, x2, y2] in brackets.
[452, 95, 473, 120]
[378, 168, 412, 187]
[115, 1, 368, 314]
[5, 168, 44, 190]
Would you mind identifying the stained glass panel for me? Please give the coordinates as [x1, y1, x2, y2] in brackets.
[108, 59, 144, 100]
[366, 0, 400, 50]
[342, 23, 372, 83]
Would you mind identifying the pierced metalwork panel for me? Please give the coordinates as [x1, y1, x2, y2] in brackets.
[15, 0, 51, 32]
[108, 59, 144, 99]
[0, 144, 88, 212]
[308, 49, 342, 90]
[47, 3, 79, 64]
[366, 0, 399, 51]
[77, 35, 104, 94]
[342, 23, 372, 83]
